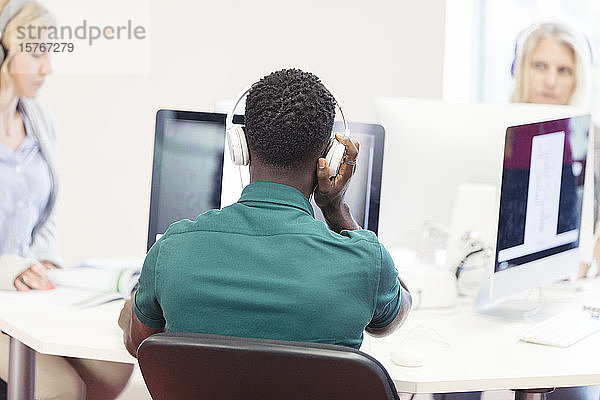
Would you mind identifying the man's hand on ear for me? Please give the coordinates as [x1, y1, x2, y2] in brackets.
[314, 134, 361, 233]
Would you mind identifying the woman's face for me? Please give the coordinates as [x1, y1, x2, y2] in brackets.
[526, 37, 576, 105]
[7, 48, 52, 99]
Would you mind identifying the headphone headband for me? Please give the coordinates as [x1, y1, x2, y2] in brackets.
[0, 0, 32, 66]
[225, 84, 253, 129]
[226, 79, 350, 137]
[225, 73, 351, 175]
[322, 83, 350, 137]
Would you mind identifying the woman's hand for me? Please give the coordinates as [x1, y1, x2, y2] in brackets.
[40, 261, 58, 270]
[14, 264, 56, 291]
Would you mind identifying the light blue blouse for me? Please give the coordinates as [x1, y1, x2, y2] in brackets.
[0, 106, 52, 256]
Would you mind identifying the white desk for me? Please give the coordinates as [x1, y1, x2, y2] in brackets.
[0, 289, 135, 400]
[367, 278, 600, 395]
[1, 282, 599, 399]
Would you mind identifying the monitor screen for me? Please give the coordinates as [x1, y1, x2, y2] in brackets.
[495, 115, 590, 273]
[148, 111, 385, 250]
[147, 111, 230, 250]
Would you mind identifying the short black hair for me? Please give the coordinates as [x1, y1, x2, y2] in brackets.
[244, 69, 336, 168]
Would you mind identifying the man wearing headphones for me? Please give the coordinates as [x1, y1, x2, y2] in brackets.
[119, 68, 411, 355]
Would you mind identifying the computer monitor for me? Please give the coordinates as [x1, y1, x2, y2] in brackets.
[148, 110, 385, 250]
[475, 114, 591, 317]
[372, 97, 585, 252]
[147, 110, 232, 250]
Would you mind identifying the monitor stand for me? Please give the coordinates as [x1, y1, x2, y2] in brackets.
[474, 271, 553, 322]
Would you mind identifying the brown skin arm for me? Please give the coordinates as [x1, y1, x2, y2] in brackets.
[314, 135, 413, 335]
[365, 276, 412, 337]
[118, 294, 163, 358]
[314, 134, 361, 232]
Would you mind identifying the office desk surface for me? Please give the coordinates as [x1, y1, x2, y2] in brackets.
[1, 282, 599, 394]
[367, 279, 600, 393]
[0, 289, 135, 364]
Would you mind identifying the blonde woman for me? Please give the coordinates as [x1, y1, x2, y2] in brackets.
[511, 22, 589, 106]
[0, 1, 132, 399]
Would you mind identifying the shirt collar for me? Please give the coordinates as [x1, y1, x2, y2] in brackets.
[238, 182, 315, 217]
[16, 102, 38, 154]
[0, 102, 38, 160]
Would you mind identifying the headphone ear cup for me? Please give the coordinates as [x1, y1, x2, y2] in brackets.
[236, 125, 249, 165]
[226, 124, 249, 166]
[325, 138, 346, 178]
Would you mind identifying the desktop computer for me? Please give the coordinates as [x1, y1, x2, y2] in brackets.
[147, 111, 228, 250]
[372, 97, 586, 252]
[147, 110, 386, 250]
[475, 114, 591, 318]
[373, 98, 594, 317]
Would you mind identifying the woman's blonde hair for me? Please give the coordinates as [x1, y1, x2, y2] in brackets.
[511, 22, 590, 106]
[0, 0, 54, 102]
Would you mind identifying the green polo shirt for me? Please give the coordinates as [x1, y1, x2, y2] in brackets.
[134, 182, 401, 349]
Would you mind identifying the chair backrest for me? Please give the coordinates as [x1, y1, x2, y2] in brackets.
[137, 332, 400, 400]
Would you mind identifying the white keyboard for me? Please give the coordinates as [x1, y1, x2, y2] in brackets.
[518, 312, 600, 347]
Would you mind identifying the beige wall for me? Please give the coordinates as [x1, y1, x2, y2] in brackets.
[37, 0, 447, 265]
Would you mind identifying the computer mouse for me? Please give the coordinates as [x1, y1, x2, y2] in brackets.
[390, 347, 425, 367]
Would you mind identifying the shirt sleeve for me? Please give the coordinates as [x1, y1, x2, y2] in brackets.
[133, 241, 166, 329]
[367, 244, 402, 330]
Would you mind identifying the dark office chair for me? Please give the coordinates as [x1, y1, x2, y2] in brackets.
[137, 332, 400, 400]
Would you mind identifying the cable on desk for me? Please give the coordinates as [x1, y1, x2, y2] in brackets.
[522, 287, 547, 322]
